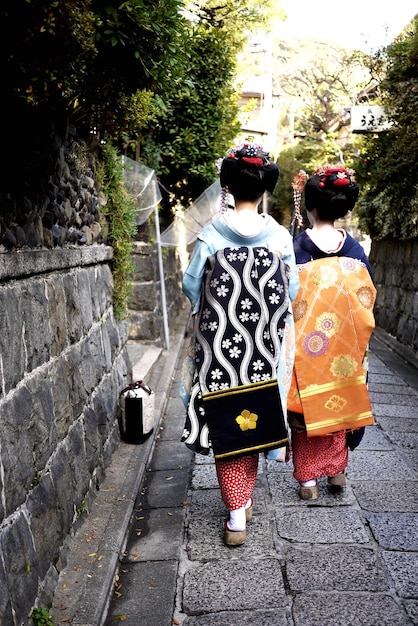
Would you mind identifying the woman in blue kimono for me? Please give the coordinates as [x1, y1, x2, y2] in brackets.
[181, 143, 299, 545]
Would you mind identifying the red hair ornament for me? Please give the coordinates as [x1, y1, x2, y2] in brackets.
[319, 168, 352, 189]
[241, 156, 265, 167]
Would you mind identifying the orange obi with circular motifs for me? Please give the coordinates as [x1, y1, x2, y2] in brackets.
[287, 256, 376, 437]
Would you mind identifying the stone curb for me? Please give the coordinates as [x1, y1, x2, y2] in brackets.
[372, 326, 418, 371]
[50, 306, 189, 625]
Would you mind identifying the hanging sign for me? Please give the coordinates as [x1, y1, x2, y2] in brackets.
[351, 106, 392, 133]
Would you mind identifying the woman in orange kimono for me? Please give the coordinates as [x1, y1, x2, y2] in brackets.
[289, 166, 376, 500]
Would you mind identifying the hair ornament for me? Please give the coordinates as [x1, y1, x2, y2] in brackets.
[318, 167, 356, 189]
[218, 141, 280, 207]
[225, 142, 272, 168]
[304, 164, 359, 217]
[219, 187, 230, 214]
[290, 170, 308, 237]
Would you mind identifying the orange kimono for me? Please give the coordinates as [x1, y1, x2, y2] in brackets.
[288, 256, 376, 437]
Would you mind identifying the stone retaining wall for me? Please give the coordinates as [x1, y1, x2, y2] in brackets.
[0, 247, 131, 625]
[128, 241, 184, 342]
[370, 238, 418, 358]
[0, 115, 185, 622]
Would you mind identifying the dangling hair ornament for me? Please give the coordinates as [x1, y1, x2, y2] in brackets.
[216, 156, 230, 214]
[219, 187, 230, 214]
[290, 170, 307, 237]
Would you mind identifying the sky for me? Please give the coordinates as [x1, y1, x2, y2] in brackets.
[278, 0, 417, 52]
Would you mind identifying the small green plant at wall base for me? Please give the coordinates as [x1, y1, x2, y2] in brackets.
[96, 143, 137, 320]
[30, 473, 42, 490]
[76, 500, 88, 517]
[31, 607, 54, 626]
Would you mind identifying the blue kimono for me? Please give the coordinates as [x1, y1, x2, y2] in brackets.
[181, 212, 299, 455]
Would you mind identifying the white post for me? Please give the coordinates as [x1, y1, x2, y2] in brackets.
[263, 35, 273, 150]
[154, 205, 170, 350]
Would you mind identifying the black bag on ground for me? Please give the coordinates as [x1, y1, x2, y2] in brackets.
[119, 381, 155, 444]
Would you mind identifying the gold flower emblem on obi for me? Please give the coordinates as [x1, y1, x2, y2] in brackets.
[236, 409, 258, 431]
[325, 394, 347, 413]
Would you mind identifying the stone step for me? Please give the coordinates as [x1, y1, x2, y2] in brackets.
[126, 342, 162, 384]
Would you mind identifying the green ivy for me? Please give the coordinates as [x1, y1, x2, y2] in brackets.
[31, 607, 54, 626]
[96, 143, 137, 320]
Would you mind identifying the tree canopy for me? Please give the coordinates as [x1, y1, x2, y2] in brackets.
[1, 0, 190, 133]
[355, 16, 418, 240]
[2, 0, 416, 243]
[0, 0, 283, 223]
[242, 37, 375, 227]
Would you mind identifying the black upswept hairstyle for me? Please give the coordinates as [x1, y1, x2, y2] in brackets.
[220, 143, 279, 202]
[304, 167, 359, 221]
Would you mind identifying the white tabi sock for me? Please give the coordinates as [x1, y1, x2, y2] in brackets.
[227, 507, 246, 531]
[300, 479, 317, 487]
